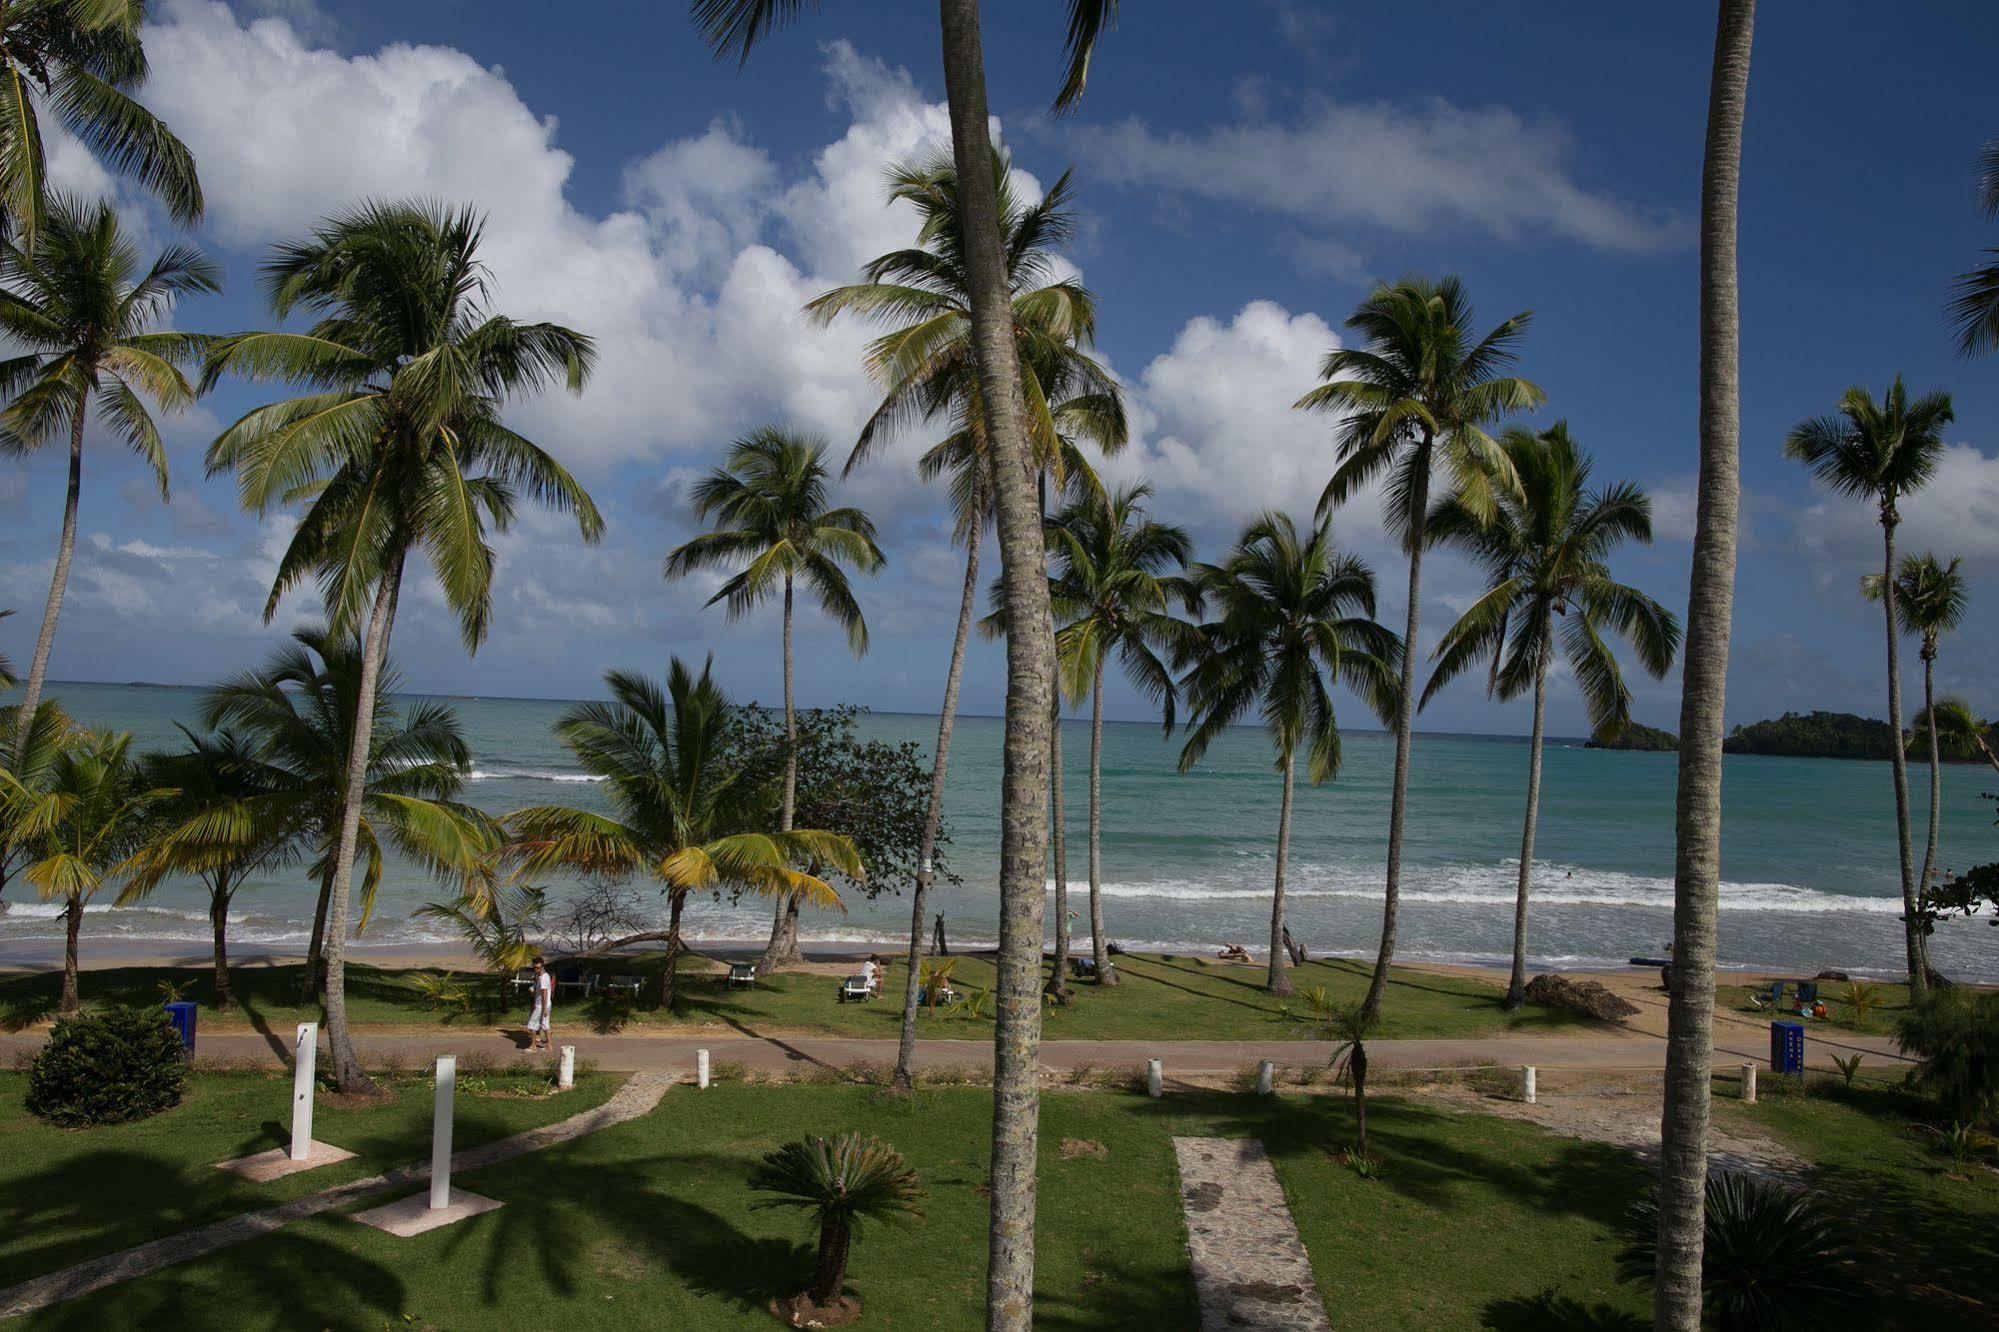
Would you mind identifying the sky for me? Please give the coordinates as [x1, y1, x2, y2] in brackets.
[2, 0, 1998, 740]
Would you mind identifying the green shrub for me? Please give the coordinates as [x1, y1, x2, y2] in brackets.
[26, 1007, 188, 1126]
[1897, 989, 1999, 1124]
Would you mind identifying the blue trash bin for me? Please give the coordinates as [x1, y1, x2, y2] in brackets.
[1770, 1019, 1804, 1074]
[163, 1000, 197, 1057]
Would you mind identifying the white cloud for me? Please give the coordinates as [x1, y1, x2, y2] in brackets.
[1062, 97, 1688, 256]
[1794, 443, 1999, 566]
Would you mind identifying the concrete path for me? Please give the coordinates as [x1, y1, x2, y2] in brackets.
[1174, 1138, 1330, 1331]
[0, 1070, 673, 1321]
[0, 1025, 1907, 1078]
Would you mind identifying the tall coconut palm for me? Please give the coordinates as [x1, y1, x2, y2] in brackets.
[1, 194, 216, 765]
[809, 146, 1125, 1061]
[1865, 552, 1968, 976]
[202, 200, 601, 1092]
[1177, 513, 1399, 995]
[693, 3, 1121, 1320]
[193, 627, 495, 1001]
[1948, 135, 1999, 358]
[1785, 378, 1953, 996]
[0, 0, 204, 244]
[1424, 425, 1681, 1005]
[1658, 5, 1756, 1328]
[1294, 275, 1544, 1021]
[663, 427, 884, 970]
[503, 658, 859, 1009]
[0, 727, 157, 1013]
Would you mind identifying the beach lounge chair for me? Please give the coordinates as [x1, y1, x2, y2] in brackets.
[1069, 957, 1098, 980]
[603, 974, 643, 999]
[918, 984, 959, 1006]
[1753, 980, 1787, 1007]
[1796, 981, 1819, 1005]
[726, 962, 758, 990]
[553, 965, 593, 998]
[839, 975, 872, 1003]
[509, 967, 534, 994]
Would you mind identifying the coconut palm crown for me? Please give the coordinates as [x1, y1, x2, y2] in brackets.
[1948, 134, 1999, 357]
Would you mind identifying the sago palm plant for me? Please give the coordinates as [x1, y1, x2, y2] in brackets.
[749, 1131, 925, 1311]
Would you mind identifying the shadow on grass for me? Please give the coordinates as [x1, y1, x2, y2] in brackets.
[1482, 1291, 1645, 1330]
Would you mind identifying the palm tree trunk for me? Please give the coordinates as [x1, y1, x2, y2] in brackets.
[763, 575, 806, 970]
[1086, 657, 1117, 986]
[1508, 647, 1552, 1007]
[1048, 693, 1071, 997]
[662, 890, 688, 1012]
[322, 552, 404, 1094]
[60, 895, 81, 1015]
[1917, 649, 1941, 982]
[894, 536, 981, 1093]
[1360, 433, 1432, 1022]
[211, 875, 235, 1008]
[1657, 5, 1753, 1328]
[303, 861, 334, 1001]
[1266, 752, 1296, 996]
[937, 4, 1057, 1326]
[810, 1219, 852, 1306]
[1351, 1042, 1369, 1159]
[1879, 506, 1924, 998]
[11, 399, 88, 766]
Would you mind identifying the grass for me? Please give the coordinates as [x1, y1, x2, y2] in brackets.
[0, 1065, 616, 1287]
[1716, 977, 1914, 1036]
[0, 951, 1594, 1042]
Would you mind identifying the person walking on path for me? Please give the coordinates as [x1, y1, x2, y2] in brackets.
[527, 956, 554, 1052]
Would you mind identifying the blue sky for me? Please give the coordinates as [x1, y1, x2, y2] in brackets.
[3, 0, 1997, 740]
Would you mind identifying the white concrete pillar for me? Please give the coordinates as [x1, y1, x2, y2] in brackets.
[289, 1022, 317, 1162]
[1146, 1058, 1163, 1098]
[1741, 1063, 1757, 1104]
[558, 1045, 575, 1091]
[429, 1055, 456, 1211]
[697, 1048, 711, 1090]
[1521, 1065, 1537, 1105]
[1256, 1059, 1275, 1095]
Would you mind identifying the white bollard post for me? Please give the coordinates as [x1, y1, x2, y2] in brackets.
[1256, 1059, 1275, 1095]
[289, 1023, 318, 1161]
[1521, 1065, 1537, 1105]
[697, 1048, 711, 1090]
[558, 1045, 575, 1091]
[1146, 1058, 1163, 1098]
[1741, 1063, 1757, 1104]
[429, 1055, 456, 1211]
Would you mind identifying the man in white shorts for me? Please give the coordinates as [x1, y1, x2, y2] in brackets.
[528, 955, 553, 1051]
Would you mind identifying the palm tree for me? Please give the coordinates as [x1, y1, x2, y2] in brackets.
[1866, 552, 1969, 977]
[0, 0, 204, 244]
[1948, 135, 1999, 357]
[1177, 513, 1399, 996]
[1920, 699, 1999, 776]
[1294, 274, 1544, 1021]
[0, 727, 157, 1013]
[692, 4, 1121, 1321]
[202, 200, 601, 1092]
[0, 697, 73, 905]
[503, 658, 859, 1009]
[199, 627, 496, 1002]
[121, 728, 299, 1007]
[1785, 378, 1953, 996]
[664, 427, 884, 970]
[1, 194, 216, 764]
[1424, 425, 1680, 1005]
[809, 147, 1126, 1060]
[0, 609, 15, 687]
[1657, 5, 1756, 1327]
[749, 1132, 925, 1312]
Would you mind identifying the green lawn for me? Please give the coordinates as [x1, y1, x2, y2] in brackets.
[0, 1065, 616, 1286]
[0, 951, 1593, 1042]
[1715, 977, 1913, 1036]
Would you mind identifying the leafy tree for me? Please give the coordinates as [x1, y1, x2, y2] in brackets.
[1295, 274, 1543, 1022]
[1786, 377, 1954, 996]
[2, 194, 216, 765]
[0, 0, 204, 243]
[749, 1131, 925, 1311]
[1898, 987, 1999, 1125]
[203, 200, 601, 1092]
[1305, 986, 1378, 1160]
[1723, 710, 1900, 759]
[416, 884, 546, 976]
[502, 658, 859, 1009]
[1948, 135, 1999, 357]
[0, 698, 73, 904]
[664, 427, 883, 971]
[1424, 424, 1679, 1004]
[1177, 513, 1398, 995]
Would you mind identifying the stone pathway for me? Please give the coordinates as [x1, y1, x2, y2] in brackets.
[0, 1071, 673, 1320]
[1173, 1137, 1330, 1331]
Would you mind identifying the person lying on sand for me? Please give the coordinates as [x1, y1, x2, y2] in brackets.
[1216, 943, 1252, 963]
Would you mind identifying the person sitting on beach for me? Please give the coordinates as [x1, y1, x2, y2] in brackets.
[527, 955, 553, 1052]
[1217, 943, 1252, 963]
[862, 954, 881, 997]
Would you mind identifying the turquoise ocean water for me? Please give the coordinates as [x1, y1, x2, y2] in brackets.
[7, 680, 1998, 981]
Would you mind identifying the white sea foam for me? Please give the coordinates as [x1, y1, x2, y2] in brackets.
[466, 768, 605, 782]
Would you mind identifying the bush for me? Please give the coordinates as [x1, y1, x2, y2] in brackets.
[26, 1007, 188, 1126]
[1897, 989, 1999, 1124]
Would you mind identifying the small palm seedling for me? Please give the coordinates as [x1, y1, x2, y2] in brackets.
[949, 986, 994, 1021]
[1831, 1053, 1864, 1090]
[1929, 1121, 1995, 1174]
[410, 972, 470, 1014]
[154, 978, 194, 1003]
[749, 1132, 925, 1319]
[918, 957, 959, 1014]
[1840, 981, 1883, 1029]
[1307, 987, 1378, 1161]
[1619, 1172, 1866, 1330]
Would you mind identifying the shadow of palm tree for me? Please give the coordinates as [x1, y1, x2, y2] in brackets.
[1482, 1291, 1646, 1330]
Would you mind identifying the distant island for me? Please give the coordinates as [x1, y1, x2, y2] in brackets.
[1586, 722, 1679, 752]
[1722, 710, 1901, 761]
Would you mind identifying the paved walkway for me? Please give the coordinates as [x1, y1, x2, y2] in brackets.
[1174, 1137, 1331, 1331]
[0, 1070, 674, 1320]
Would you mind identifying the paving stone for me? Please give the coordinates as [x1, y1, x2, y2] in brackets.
[213, 1141, 357, 1181]
[351, 1188, 504, 1236]
[1172, 1137, 1330, 1332]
